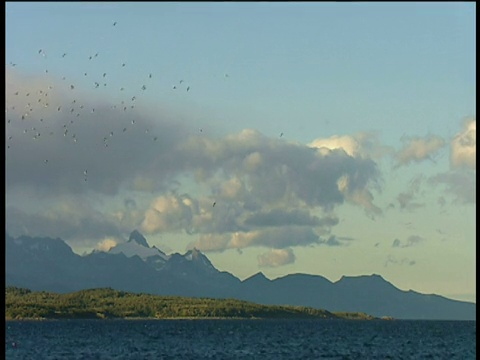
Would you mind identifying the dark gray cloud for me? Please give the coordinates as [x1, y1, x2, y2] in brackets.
[6, 72, 188, 197]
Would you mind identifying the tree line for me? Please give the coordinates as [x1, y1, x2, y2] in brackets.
[5, 286, 376, 320]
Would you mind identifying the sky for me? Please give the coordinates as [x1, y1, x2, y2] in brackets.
[5, 2, 476, 302]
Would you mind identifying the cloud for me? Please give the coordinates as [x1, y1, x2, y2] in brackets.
[189, 226, 321, 253]
[5, 198, 125, 249]
[6, 70, 188, 197]
[392, 235, 425, 248]
[257, 248, 295, 268]
[181, 129, 381, 213]
[396, 175, 426, 211]
[318, 235, 350, 247]
[428, 169, 476, 204]
[384, 255, 416, 267]
[308, 132, 393, 160]
[6, 69, 384, 251]
[243, 208, 338, 228]
[450, 118, 476, 170]
[95, 237, 118, 252]
[393, 135, 446, 168]
[140, 193, 199, 234]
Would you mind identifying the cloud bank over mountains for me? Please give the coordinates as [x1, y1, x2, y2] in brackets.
[6, 69, 476, 268]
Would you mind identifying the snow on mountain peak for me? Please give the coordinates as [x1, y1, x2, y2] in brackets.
[108, 231, 169, 261]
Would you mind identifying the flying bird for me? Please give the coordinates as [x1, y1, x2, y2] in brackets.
[113, 21, 117, 26]
[212, 202, 216, 207]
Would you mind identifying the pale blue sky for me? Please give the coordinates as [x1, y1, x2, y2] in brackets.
[5, 2, 476, 302]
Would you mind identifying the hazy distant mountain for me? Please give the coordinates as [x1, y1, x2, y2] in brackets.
[5, 231, 476, 320]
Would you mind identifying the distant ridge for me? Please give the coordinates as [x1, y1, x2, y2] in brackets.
[5, 232, 476, 320]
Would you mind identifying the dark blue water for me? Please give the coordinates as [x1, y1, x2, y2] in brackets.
[5, 319, 476, 359]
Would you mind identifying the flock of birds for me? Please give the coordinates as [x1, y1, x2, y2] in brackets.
[6, 20, 284, 210]
[6, 20, 199, 153]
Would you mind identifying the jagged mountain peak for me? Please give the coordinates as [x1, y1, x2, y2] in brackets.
[128, 230, 149, 247]
[108, 231, 169, 261]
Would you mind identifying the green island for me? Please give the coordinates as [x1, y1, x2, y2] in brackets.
[5, 286, 378, 321]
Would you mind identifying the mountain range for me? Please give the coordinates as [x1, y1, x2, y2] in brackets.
[5, 230, 476, 320]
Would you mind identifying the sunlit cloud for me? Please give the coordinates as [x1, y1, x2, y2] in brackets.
[394, 135, 446, 168]
[308, 132, 393, 160]
[257, 248, 296, 268]
[450, 118, 476, 170]
[95, 237, 119, 252]
[140, 193, 199, 234]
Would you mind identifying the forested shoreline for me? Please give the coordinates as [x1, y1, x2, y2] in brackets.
[5, 287, 378, 320]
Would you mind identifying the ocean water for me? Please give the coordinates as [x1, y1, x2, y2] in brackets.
[5, 319, 476, 359]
